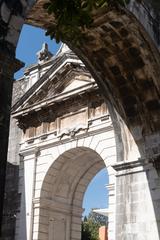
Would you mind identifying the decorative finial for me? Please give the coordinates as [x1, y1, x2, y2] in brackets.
[37, 43, 53, 63]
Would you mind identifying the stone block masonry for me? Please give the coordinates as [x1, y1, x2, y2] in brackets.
[0, 43, 23, 235]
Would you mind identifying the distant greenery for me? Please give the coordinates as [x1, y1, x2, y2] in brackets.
[43, 0, 130, 44]
[82, 211, 108, 240]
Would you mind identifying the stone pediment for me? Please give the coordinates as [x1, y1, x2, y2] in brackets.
[12, 60, 94, 115]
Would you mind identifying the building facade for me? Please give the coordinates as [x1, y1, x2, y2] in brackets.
[3, 44, 117, 240]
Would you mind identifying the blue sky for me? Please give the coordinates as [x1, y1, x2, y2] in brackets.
[15, 24, 61, 79]
[83, 168, 109, 216]
[16, 24, 109, 216]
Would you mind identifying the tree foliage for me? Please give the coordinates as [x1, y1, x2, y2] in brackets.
[43, 0, 130, 44]
[88, 211, 108, 226]
[81, 211, 108, 240]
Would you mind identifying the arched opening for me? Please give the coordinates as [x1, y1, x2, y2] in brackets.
[33, 147, 116, 240]
[82, 168, 108, 217]
[1, 1, 160, 239]
[82, 168, 109, 240]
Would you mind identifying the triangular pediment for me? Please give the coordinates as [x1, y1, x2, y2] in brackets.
[24, 71, 93, 108]
[54, 74, 93, 95]
[12, 58, 94, 115]
[62, 78, 90, 93]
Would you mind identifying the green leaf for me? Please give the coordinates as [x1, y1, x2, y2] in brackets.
[44, 0, 131, 43]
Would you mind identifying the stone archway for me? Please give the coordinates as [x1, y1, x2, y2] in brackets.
[32, 147, 115, 240]
[0, 0, 160, 239]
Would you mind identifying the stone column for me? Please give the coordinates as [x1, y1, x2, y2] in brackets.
[0, 43, 23, 234]
[113, 158, 160, 240]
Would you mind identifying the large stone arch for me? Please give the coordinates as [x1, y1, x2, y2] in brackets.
[33, 147, 114, 240]
[38, 148, 105, 240]
[70, 8, 160, 157]
[20, 127, 117, 240]
[1, 0, 160, 238]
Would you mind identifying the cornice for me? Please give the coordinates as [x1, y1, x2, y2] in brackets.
[112, 158, 153, 176]
[12, 82, 97, 118]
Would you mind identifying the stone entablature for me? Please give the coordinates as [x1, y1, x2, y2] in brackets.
[15, 91, 108, 141]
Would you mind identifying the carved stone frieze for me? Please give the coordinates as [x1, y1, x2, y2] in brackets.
[59, 125, 88, 139]
[16, 90, 107, 141]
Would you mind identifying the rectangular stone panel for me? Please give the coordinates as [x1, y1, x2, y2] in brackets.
[49, 219, 66, 240]
[58, 109, 87, 133]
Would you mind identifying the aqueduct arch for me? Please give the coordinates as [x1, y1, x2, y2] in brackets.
[0, 0, 160, 239]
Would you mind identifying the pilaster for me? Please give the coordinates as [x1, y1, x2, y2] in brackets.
[113, 158, 160, 240]
[17, 149, 39, 240]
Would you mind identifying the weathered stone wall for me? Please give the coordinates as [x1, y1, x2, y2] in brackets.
[129, 0, 160, 49]
[114, 160, 160, 240]
[0, 45, 23, 234]
[0, 0, 30, 230]
[1, 163, 21, 240]
[7, 78, 28, 165]
[69, 7, 160, 158]
[1, 78, 28, 240]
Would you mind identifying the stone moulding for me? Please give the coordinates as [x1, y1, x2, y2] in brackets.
[112, 158, 154, 176]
